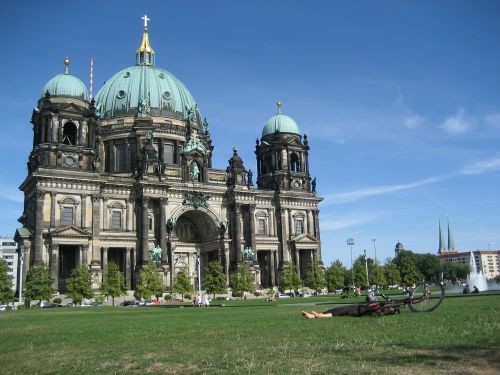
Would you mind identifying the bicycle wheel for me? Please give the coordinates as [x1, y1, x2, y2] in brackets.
[409, 281, 445, 312]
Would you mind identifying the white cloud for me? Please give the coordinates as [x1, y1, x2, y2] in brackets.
[460, 157, 500, 175]
[324, 176, 448, 205]
[439, 108, 471, 135]
[0, 186, 23, 204]
[320, 212, 380, 231]
[404, 114, 425, 129]
[484, 113, 500, 128]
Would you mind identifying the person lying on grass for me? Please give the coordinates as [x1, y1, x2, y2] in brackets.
[302, 292, 398, 318]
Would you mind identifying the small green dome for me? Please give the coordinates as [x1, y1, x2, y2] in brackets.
[94, 65, 199, 119]
[262, 112, 301, 137]
[41, 73, 88, 100]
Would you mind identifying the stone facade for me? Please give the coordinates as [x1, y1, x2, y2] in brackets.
[14, 23, 322, 293]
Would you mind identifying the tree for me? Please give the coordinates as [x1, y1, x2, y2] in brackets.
[414, 253, 441, 281]
[384, 262, 401, 286]
[325, 260, 345, 292]
[394, 252, 422, 286]
[230, 262, 254, 297]
[0, 259, 14, 303]
[25, 262, 53, 306]
[304, 262, 326, 292]
[135, 262, 164, 302]
[369, 263, 387, 288]
[66, 265, 94, 305]
[204, 261, 227, 298]
[172, 265, 194, 301]
[100, 262, 126, 306]
[279, 262, 301, 293]
[352, 255, 369, 288]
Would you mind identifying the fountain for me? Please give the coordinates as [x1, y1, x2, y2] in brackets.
[466, 252, 488, 292]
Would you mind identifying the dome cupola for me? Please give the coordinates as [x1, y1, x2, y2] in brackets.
[41, 58, 88, 100]
[262, 101, 301, 138]
[94, 15, 200, 120]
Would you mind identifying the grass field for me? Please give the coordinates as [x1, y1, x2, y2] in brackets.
[0, 294, 499, 374]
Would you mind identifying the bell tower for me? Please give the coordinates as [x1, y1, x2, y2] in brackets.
[255, 102, 312, 192]
[30, 59, 98, 173]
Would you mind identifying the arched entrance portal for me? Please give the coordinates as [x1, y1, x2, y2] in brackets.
[172, 209, 222, 289]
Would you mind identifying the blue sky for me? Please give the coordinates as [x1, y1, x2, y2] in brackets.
[0, 1, 499, 266]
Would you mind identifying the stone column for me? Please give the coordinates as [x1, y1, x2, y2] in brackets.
[249, 205, 257, 262]
[50, 192, 56, 227]
[102, 198, 109, 230]
[279, 207, 289, 262]
[125, 247, 132, 289]
[269, 250, 275, 287]
[81, 245, 89, 267]
[224, 246, 230, 285]
[314, 210, 322, 260]
[126, 199, 133, 231]
[288, 209, 293, 238]
[81, 194, 87, 228]
[269, 209, 275, 236]
[159, 198, 168, 264]
[141, 197, 150, 266]
[91, 195, 101, 266]
[102, 247, 108, 270]
[234, 204, 242, 262]
[295, 249, 300, 275]
[49, 244, 59, 290]
[307, 210, 314, 236]
[34, 191, 46, 262]
[76, 246, 82, 267]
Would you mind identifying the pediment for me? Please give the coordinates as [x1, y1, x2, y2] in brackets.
[291, 233, 318, 243]
[59, 102, 86, 114]
[50, 225, 92, 238]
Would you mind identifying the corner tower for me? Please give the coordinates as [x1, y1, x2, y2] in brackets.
[255, 102, 312, 192]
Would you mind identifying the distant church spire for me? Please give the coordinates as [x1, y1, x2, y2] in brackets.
[438, 220, 446, 254]
[447, 218, 456, 252]
[136, 14, 155, 66]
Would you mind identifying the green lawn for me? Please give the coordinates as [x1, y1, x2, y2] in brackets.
[0, 294, 498, 374]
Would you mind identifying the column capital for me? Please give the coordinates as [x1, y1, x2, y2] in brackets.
[249, 204, 256, 213]
[91, 194, 102, 203]
[36, 191, 46, 199]
[50, 191, 57, 198]
[142, 196, 150, 206]
[159, 197, 168, 207]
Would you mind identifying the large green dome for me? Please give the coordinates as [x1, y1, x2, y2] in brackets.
[94, 64, 199, 119]
[41, 72, 88, 100]
[262, 111, 301, 137]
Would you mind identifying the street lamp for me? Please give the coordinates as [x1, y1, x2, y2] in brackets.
[18, 245, 25, 305]
[196, 249, 201, 298]
[364, 249, 369, 287]
[372, 238, 377, 265]
[347, 238, 355, 290]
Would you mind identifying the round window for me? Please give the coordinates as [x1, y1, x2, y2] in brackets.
[64, 156, 75, 167]
[162, 91, 171, 99]
[116, 90, 126, 99]
[124, 72, 130, 78]
[158, 73, 165, 79]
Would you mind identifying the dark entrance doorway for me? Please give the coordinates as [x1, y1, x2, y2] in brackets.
[59, 245, 78, 291]
[258, 251, 272, 288]
[108, 248, 126, 274]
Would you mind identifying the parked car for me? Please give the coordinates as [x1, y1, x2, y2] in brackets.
[39, 301, 57, 308]
[119, 300, 138, 306]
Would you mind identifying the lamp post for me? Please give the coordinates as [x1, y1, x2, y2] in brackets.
[364, 249, 369, 287]
[18, 245, 25, 305]
[196, 249, 201, 297]
[347, 238, 355, 290]
[372, 238, 377, 265]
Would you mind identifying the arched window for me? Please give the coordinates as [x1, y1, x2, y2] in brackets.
[290, 153, 300, 172]
[62, 122, 77, 145]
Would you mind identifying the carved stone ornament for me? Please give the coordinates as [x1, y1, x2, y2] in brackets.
[148, 245, 162, 263]
[167, 218, 177, 234]
[182, 191, 210, 209]
[219, 219, 228, 234]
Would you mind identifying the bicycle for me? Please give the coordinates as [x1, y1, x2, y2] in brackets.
[372, 281, 445, 315]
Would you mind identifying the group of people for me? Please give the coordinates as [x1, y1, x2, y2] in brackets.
[463, 285, 480, 294]
[193, 294, 210, 307]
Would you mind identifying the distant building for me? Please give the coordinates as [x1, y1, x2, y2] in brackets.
[439, 250, 500, 280]
[394, 242, 405, 257]
[438, 219, 456, 255]
[0, 238, 18, 291]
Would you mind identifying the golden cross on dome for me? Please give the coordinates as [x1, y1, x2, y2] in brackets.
[142, 14, 150, 29]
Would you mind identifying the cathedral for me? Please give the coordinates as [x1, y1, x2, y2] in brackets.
[14, 17, 323, 293]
